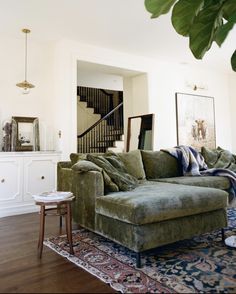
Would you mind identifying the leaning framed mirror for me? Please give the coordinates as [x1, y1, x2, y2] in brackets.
[126, 114, 154, 152]
[11, 116, 40, 151]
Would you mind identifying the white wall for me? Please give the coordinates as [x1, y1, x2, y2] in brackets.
[1, 37, 234, 159]
[77, 101, 100, 135]
[53, 40, 156, 159]
[148, 64, 233, 151]
[123, 73, 149, 149]
[77, 68, 123, 91]
[0, 37, 56, 151]
[52, 40, 235, 159]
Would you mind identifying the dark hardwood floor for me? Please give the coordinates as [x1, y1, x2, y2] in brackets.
[0, 212, 116, 293]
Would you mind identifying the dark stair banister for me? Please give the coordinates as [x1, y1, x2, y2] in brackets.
[77, 87, 115, 117]
[77, 102, 123, 153]
[78, 102, 123, 139]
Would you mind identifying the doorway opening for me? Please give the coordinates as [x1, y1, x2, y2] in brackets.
[76, 61, 148, 153]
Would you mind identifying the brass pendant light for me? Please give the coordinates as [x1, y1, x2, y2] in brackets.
[16, 28, 35, 94]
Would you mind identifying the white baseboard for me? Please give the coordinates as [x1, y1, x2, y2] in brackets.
[0, 204, 39, 218]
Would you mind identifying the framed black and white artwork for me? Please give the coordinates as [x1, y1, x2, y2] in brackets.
[175, 93, 216, 150]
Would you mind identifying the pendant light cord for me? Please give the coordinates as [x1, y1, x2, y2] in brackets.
[25, 31, 27, 81]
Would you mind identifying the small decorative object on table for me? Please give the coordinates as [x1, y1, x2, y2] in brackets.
[33, 191, 75, 258]
[2, 120, 12, 151]
[225, 235, 236, 248]
[33, 191, 73, 202]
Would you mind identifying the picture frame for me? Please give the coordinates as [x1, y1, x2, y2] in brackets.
[175, 93, 216, 150]
[11, 116, 40, 151]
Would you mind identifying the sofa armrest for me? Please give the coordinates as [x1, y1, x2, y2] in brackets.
[58, 161, 73, 169]
[57, 161, 73, 191]
[72, 170, 104, 231]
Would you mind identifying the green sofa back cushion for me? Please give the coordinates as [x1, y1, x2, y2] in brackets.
[70, 152, 104, 166]
[70, 153, 87, 165]
[141, 150, 182, 179]
[72, 159, 119, 193]
[87, 154, 138, 191]
[72, 160, 102, 172]
[201, 146, 236, 171]
[118, 150, 146, 180]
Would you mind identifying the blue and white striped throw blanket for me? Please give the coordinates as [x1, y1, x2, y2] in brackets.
[162, 145, 236, 197]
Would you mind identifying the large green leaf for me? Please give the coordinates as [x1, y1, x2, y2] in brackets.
[145, 0, 177, 18]
[231, 50, 236, 71]
[171, 0, 204, 36]
[203, 0, 224, 8]
[222, 0, 236, 20]
[145, 0, 236, 72]
[215, 14, 236, 46]
[189, 2, 224, 59]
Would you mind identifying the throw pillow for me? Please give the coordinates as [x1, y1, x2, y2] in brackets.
[70, 152, 104, 166]
[141, 150, 182, 179]
[201, 146, 236, 172]
[201, 146, 218, 168]
[102, 170, 119, 193]
[118, 150, 146, 180]
[87, 154, 138, 191]
[103, 151, 127, 172]
[70, 153, 87, 166]
[72, 160, 102, 172]
[72, 159, 119, 193]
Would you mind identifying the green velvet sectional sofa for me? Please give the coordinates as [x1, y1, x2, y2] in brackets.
[57, 150, 229, 267]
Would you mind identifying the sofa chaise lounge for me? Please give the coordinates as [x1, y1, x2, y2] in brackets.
[58, 150, 229, 267]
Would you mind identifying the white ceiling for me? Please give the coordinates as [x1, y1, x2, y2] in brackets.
[1, 0, 235, 73]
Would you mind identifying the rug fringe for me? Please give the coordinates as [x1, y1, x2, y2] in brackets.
[44, 239, 125, 293]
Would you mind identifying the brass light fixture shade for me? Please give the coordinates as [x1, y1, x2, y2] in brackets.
[16, 80, 35, 88]
[16, 28, 35, 94]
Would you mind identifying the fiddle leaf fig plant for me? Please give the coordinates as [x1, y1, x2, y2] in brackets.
[145, 0, 236, 71]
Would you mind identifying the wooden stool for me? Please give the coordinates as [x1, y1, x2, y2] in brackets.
[35, 196, 75, 258]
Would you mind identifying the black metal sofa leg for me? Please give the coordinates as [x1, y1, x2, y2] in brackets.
[136, 252, 141, 268]
[221, 228, 225, 242]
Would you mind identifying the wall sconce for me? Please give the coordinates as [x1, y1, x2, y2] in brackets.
[16, 28, 35, 94]
[185, 82, 208, 91]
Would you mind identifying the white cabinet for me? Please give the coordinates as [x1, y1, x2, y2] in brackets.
[0, 152, 61, 217]
[0, 157, 22, 202]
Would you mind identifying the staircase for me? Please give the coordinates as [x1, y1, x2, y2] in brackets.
[77, 86, 124, 153]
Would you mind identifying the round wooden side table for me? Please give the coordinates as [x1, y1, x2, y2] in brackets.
[35, 196, 75, 258]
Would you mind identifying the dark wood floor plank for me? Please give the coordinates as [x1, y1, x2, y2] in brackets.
[0, 213, 116, 293]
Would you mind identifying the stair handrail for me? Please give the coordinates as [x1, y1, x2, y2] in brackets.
[77, 102, 123, 138]
[99, 89, 113, 98]
[77, 87, 113, 98]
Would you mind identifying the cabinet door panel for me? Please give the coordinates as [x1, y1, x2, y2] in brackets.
[0, 158, 22, 202]
[24, 157, 57, 201]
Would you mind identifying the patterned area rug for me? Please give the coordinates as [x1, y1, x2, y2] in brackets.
[44, 208, 236, 293]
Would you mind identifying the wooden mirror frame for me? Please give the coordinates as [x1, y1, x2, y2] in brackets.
[11, 116, 40, 151]
[126, 114, 154, 152]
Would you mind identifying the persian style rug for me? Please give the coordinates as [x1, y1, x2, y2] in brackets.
[44, 208, 236, 293]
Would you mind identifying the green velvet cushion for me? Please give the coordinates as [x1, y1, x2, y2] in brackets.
[72, 159, 119, 193]
[70, 152, 104, 166]
[201, 146, 236, 171]
[102, 170, 119, 193]
[87, 154, 138, 191]
[70, 153, 87, 166]
[118, 150, 146, 180]
[72, 160, 102, 172]
[104, 153, 127, 172]
[141, 150, 182, 179]
[96, 182, 228, 225]
[156, 176, 230, 190]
